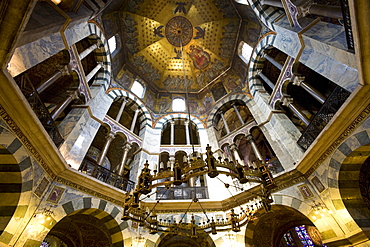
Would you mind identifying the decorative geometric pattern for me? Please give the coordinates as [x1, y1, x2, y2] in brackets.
[0, 123, 34, 246]
[165, 16, 193, 47]
[107, 88, 153, 128]
[58, 197, 125, 247]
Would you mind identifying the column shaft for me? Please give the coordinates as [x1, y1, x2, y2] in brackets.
[85, 63, 102, 83]
[36, 69, 64, 94]
[233, 104, 244, 125]
[261, 0, 283, 8]
[263, 53, 283, 70]
[300, 82, 327, 104]
[79, 43, 99, 60]
[258, 71, 275, 90]
[170, 121, 175, 145]
[115, 98, 127, 122]
[50, 91, 77, 120]
[97, 132, 115, 166]
[185, 121, 190, 145]
[288, 103, 310, 126]
[130, 109, 140, 132]
[247, 135, 263, 162]
[118, 143, 131, 176]
[309, 4, 342, 20]
[220, 113, 230, 134]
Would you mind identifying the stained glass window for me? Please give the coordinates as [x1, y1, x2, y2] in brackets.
[40, 241, 50, 247]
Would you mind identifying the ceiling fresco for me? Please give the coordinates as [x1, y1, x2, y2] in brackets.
[121, 0, 241, 93]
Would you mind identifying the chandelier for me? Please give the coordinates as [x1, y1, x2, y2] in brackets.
[121, 34, 275, 237]
[121, 145, 275, 237]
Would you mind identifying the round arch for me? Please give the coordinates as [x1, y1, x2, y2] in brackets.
[107, 88, 152, 128]
[47, 197, 125, 247]
[247, 34, 277, 99]
[327, 129, 370, 240]
[0, 123, 35, 245]
[245, 204, 318, 246]
[155, 113, 204, 131]
[206, 93, 253, 129]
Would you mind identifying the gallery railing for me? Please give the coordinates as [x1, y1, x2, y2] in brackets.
[298, 86, 351, 150]
[15, 74, 64, 147]
[156, 186, 209, 200]
[341, 0, 354, 52]
[79, 157, 135, 192]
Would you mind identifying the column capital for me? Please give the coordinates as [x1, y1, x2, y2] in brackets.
[246, 134, 254, 142]
[282, 97, 293, 107]
[292, 75, 305, 86]
[229, 143, 238, 151]
[107, 132, 116, 140]
[122, 142, 132, 151]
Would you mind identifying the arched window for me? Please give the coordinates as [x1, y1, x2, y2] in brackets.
[239, 41, 253, 65]
[172, 98, 186, 112]
[108, 35, 117, 54]
[131, 79, 145, 98]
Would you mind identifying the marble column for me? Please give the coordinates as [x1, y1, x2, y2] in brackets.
[115, 97, 128, 122]
[170, 120, 175, 145]
[85, 62, 102, 83]
[130, 108, 140, 132]
[79, 41, 101, 60]
[282, 97, 310, 126]
[246, 134, 263, 162]
[230, 143, 244, 165]
[36, 67, 69, 94]
[50, 91, 78, 120]
[185, 120, 190, 145]
[118, 143, 132, 176]
[261, 0, 342, 20]
[220, 112, 230, 134]
[169, 155, 175, 183]
[257, 69, 275, 90]
[97, 132, 115, 166]
[262, 53, 283, 70]
[293, 75, 326, 104]
[260, 0, 283, 8]
[232, 104, 244, 125]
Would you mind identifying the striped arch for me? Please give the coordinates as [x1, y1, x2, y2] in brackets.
[206, 93, 252, 128]
[327, 129, 370, 235]
[248, 34, 276, 98]
[54, 197, 126, 247]
[86, 22, 112, 91]
[0, 124, 34, 245]
[107, 88, 152, 128]
[247, 0, 285, 31]
[154, 113, 204, 130]
[244, 200, 312, 246]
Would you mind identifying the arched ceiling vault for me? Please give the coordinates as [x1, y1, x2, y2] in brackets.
[121, 0, 242, 94]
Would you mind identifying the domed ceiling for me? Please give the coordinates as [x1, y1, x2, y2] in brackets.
[121, 0, 241, 94]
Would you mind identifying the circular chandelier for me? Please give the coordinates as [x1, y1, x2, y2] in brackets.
[121, 145, 275, 237]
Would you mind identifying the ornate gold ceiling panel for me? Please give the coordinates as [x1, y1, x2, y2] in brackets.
[122, 0, 240, 93]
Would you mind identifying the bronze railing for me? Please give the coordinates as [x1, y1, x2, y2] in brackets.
[15, 74, 64, 147]
[79, 157, 135, 192]
[156, 186, 209, 200]
[298, 86, 351, 150]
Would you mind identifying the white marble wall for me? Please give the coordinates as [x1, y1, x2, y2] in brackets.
[59, 85, 112, 169]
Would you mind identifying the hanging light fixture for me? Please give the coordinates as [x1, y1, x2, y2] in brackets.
[121, 35, 276, 237]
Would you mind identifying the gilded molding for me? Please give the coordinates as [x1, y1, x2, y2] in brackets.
[306, 103, 370, 176]
[55, 177, 124, 206]
[0, 104, 125, 206]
